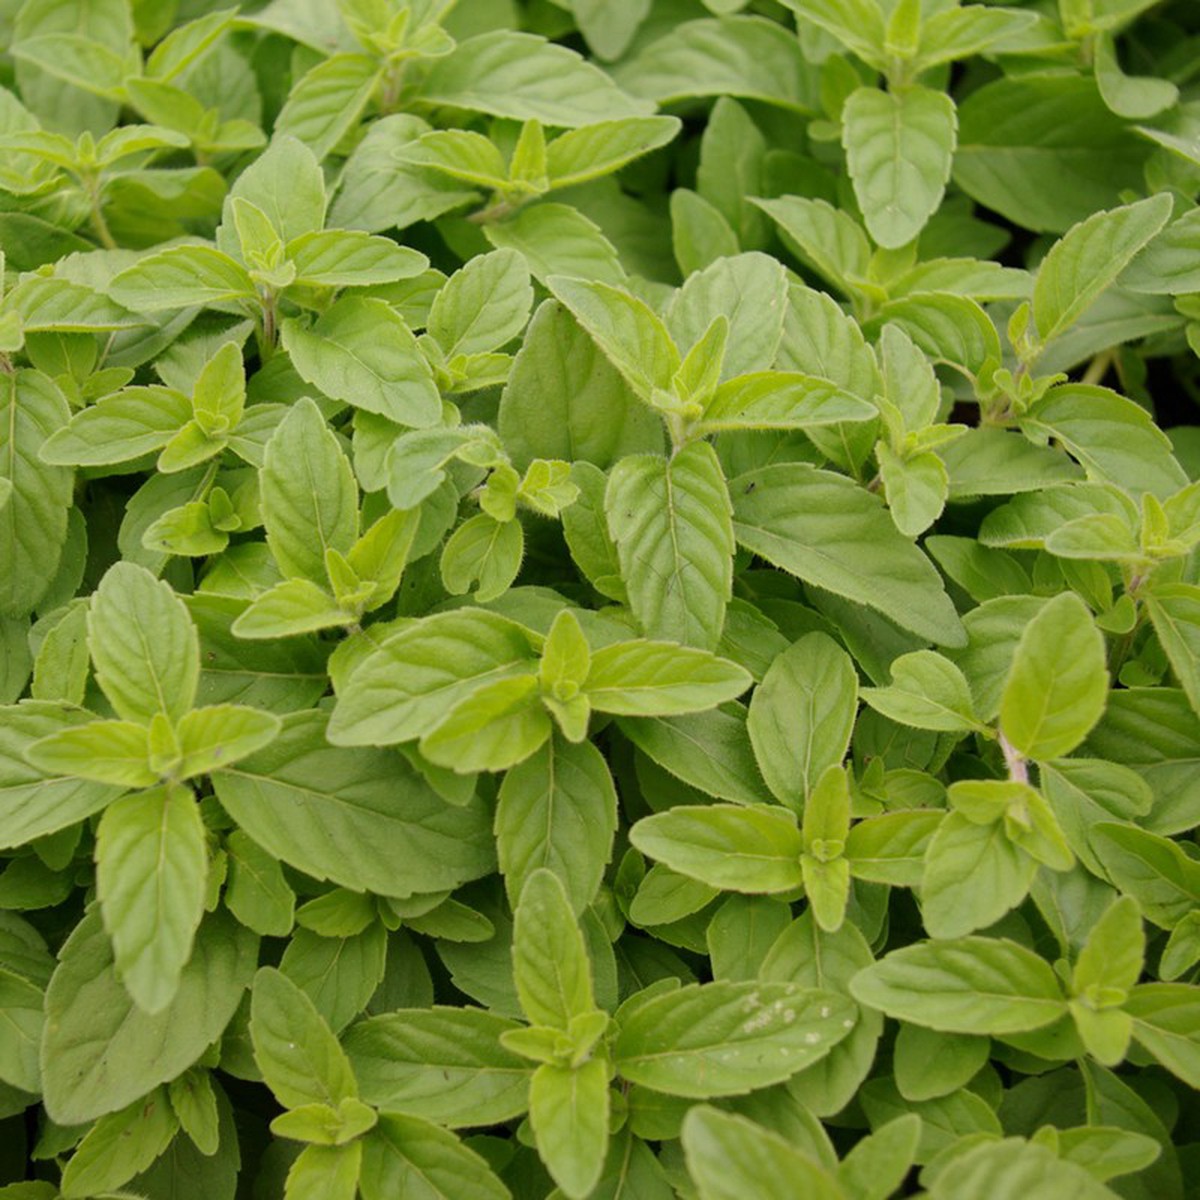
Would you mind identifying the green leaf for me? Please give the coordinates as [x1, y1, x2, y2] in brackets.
[496, 734, 617, 915]
[108, 245, 257, 311]
[225, 830, 295, 937]
[175, 703, 282, 778]
[546, 275, 678, 402]
[211, 711, 495, 898]
[605, 442, 733, 651]
[25, 717, 154, 787]
[953, 75, 1151, 233]
[260, 396, 358, 585]
[345, 1007, 532, 1127]
[87, 561, 199, 725]
[614, 16, 820, 112]
[1125, 983, 1200, 1089]
[1032, 194, 1172, 347]
[498, 300, 662, 471]
[420, 673, 550, 774]
[842, 85, 957, 250]
[512, 868, 595, 1029]
[920, 812, 1034, 938]
[999, 591, 1108, 762]
[0, 704, 124, 847]
[629, 804, 804, 894]
[440, 513, 525, 604]
[748, 633, 858, 810]
[547, 116, 681, 189]
[359, 1113, 510, 1200]
[861, 650, 984, 734]
[41, 909, 256, 1125]
[419, 31, 653, 125]
[280, 298, 441, 427]
[274, 54, 381, 161]
[59, 1088, 179, 1200]
[94, 783, 207, 1015]
[250, 967, 357, 1110]
[529, 1059, 610, 1199]
[222, 135, 326, 244]
[1143, 583, 1200, 714]
[286, 230, 428, 290]
[614, 979, 855, 1097]
[584, 640, 751, 716]
[682, 1105, 843, 1200]
[1, 372, 72, 618]
[428, 248, 533, 359]
[329, 609, 539, 748]
[752, 195, 871, 299]
[731, 463, 964, 646]
[849, 937, 1067, 1034]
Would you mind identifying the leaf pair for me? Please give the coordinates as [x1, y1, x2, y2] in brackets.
[329, 607, 752, 773]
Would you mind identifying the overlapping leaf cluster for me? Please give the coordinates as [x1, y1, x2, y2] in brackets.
[1, 0, 1199, 1197]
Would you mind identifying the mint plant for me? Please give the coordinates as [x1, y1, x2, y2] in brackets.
[0, 0, 1199, 1197]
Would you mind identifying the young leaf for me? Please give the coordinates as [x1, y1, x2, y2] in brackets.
[999, 591, 1108, 762]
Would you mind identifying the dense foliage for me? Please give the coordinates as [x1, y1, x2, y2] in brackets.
[1, 0, 1200, 1196]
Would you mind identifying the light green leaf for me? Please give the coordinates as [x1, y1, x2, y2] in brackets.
[25, 718, 155, 787]
[108, 245, 257, 311]
[59, 1088, 179, 1199]
[614, 979, 855, 1097]
[546, 275, 678, 401]
[683, 1105, 844, 1200]
[274, 54, 381, 161]
[496, 734, 618, 915]
[328, 610, 539, 748]
[850, 937, 1067, 1034]
[260, 397, 358, 586]
[547, 116, 681, 189]
[420, 673, 550, 774]
[1032, 194, 1172, 346]
[731, 463, 964, 646]
[428, 248, 534, 359]
[87, 562, 199, 725]
[605, 442, 733, 651]
[1143, 583, 1200, 714]
[529, 1059, 610, 1200]
[286, 230, 428, 290]
[0, 704, 124, 848]
[281, 297, 441, 427]
[95, 783, 207, 1015]
[359, 1113, 510, 1200]
[176, 703, 282, 779]
[513, 869, 595, 1030]
[999, 591, 1108, 762]
[250, 967, 357, 1110]
[748, 633, 858, 810]
[498, 301, 662, 471]
[346, 1008, 532, 1128]
[842, 85, 957, 249]
[211, 711, 495, 898]
[861, 650, 984, 734]
[584, 640, 751, 716]
[419, 31, 652, 125]
[613, 16, 820, 111]
[629, 804, 804, 894]
[41, 910, 256, 1125]
[1, 372, 72, 617]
